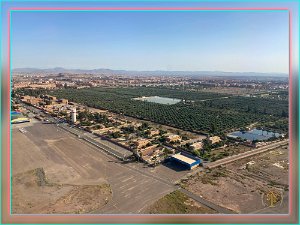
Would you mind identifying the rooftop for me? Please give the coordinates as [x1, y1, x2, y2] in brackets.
[171, 153, 196, 165]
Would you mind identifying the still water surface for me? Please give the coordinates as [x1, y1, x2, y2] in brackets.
[133, 96, 181, 105]
[228, 129, 281, 141]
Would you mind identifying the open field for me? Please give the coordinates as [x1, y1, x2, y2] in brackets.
[43, 87, 288, 134]
[12, 168, 111, 214]
[12, 122, 186, 214]
[225, 145, 289, 189]
[182, 144, 289, 214]
[203, 144, 253, 162]
[146, 190, 216, 214]
[206, 140, 288, 169]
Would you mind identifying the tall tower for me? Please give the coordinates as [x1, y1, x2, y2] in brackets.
[71, 108, 76, 123]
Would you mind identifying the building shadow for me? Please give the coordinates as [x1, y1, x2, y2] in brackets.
[161, 159, 189, 172]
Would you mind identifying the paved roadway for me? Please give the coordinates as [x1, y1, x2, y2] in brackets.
[97, 167, 175, 214]
[21, 103, 133, 160]
[55, 123, 239, 213]
[13, 121, 175, 214]
[18, 103, 238, 214]
[206, 140, 289, 169]
[57, 123, 133, 160]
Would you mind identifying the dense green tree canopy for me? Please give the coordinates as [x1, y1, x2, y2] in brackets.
[19, 87, 288, 135]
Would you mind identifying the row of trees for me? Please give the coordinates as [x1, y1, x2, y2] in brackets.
[202, 96, 288, 118]
[14, 88, 46, 97]
[49, 87, 288, 135]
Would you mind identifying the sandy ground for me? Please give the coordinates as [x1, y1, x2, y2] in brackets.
[146, 190, 216, 214]
[183, 144, 289, 214]
[225, 145, 289, 187]
[12, 168, 111, 214]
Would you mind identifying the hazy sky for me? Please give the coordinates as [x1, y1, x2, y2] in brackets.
[11, 10, 289, 73]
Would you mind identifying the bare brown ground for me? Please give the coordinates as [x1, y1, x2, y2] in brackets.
[12, 168, 111, 214]
[225, 145, 289, 187]
[12, 124, 111, 214]
[183, 144, 289, 214]
[146, 190, 216, 214]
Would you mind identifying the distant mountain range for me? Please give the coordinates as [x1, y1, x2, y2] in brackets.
[12, 67, 288, 78]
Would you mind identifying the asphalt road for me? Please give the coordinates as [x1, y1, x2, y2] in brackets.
[57, 123, 133, 160]
[12, 122, 175, 213]
[20, 102, 133, 159]
[16, 103, 243, 214]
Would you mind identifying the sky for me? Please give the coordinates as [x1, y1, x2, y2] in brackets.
[11, 10, 289, 73]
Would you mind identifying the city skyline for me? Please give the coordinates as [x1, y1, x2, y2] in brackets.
[12, 10, 289, 73]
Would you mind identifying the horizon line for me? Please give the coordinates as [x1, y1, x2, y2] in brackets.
[12, 67, 289, 75]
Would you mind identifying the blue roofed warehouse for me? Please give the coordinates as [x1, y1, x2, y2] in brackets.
[170, 152, 201, 170]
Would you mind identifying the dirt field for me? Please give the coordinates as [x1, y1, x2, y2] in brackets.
[12, 168, 111, 214]
[182, 144, 289, 214]
[208, 144, 253, 161]
[146, 190, 216, 214]
[225, 145, 289, 188]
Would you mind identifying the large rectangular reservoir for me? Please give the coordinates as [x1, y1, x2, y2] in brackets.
[133, 96, 181, 105]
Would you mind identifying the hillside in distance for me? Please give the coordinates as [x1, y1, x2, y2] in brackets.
[12, 67, 288, 78]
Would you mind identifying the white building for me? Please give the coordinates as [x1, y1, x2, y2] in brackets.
[71, 108, 76, 123]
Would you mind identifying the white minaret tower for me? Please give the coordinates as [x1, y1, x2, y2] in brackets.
[71, 108, 77, 123]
